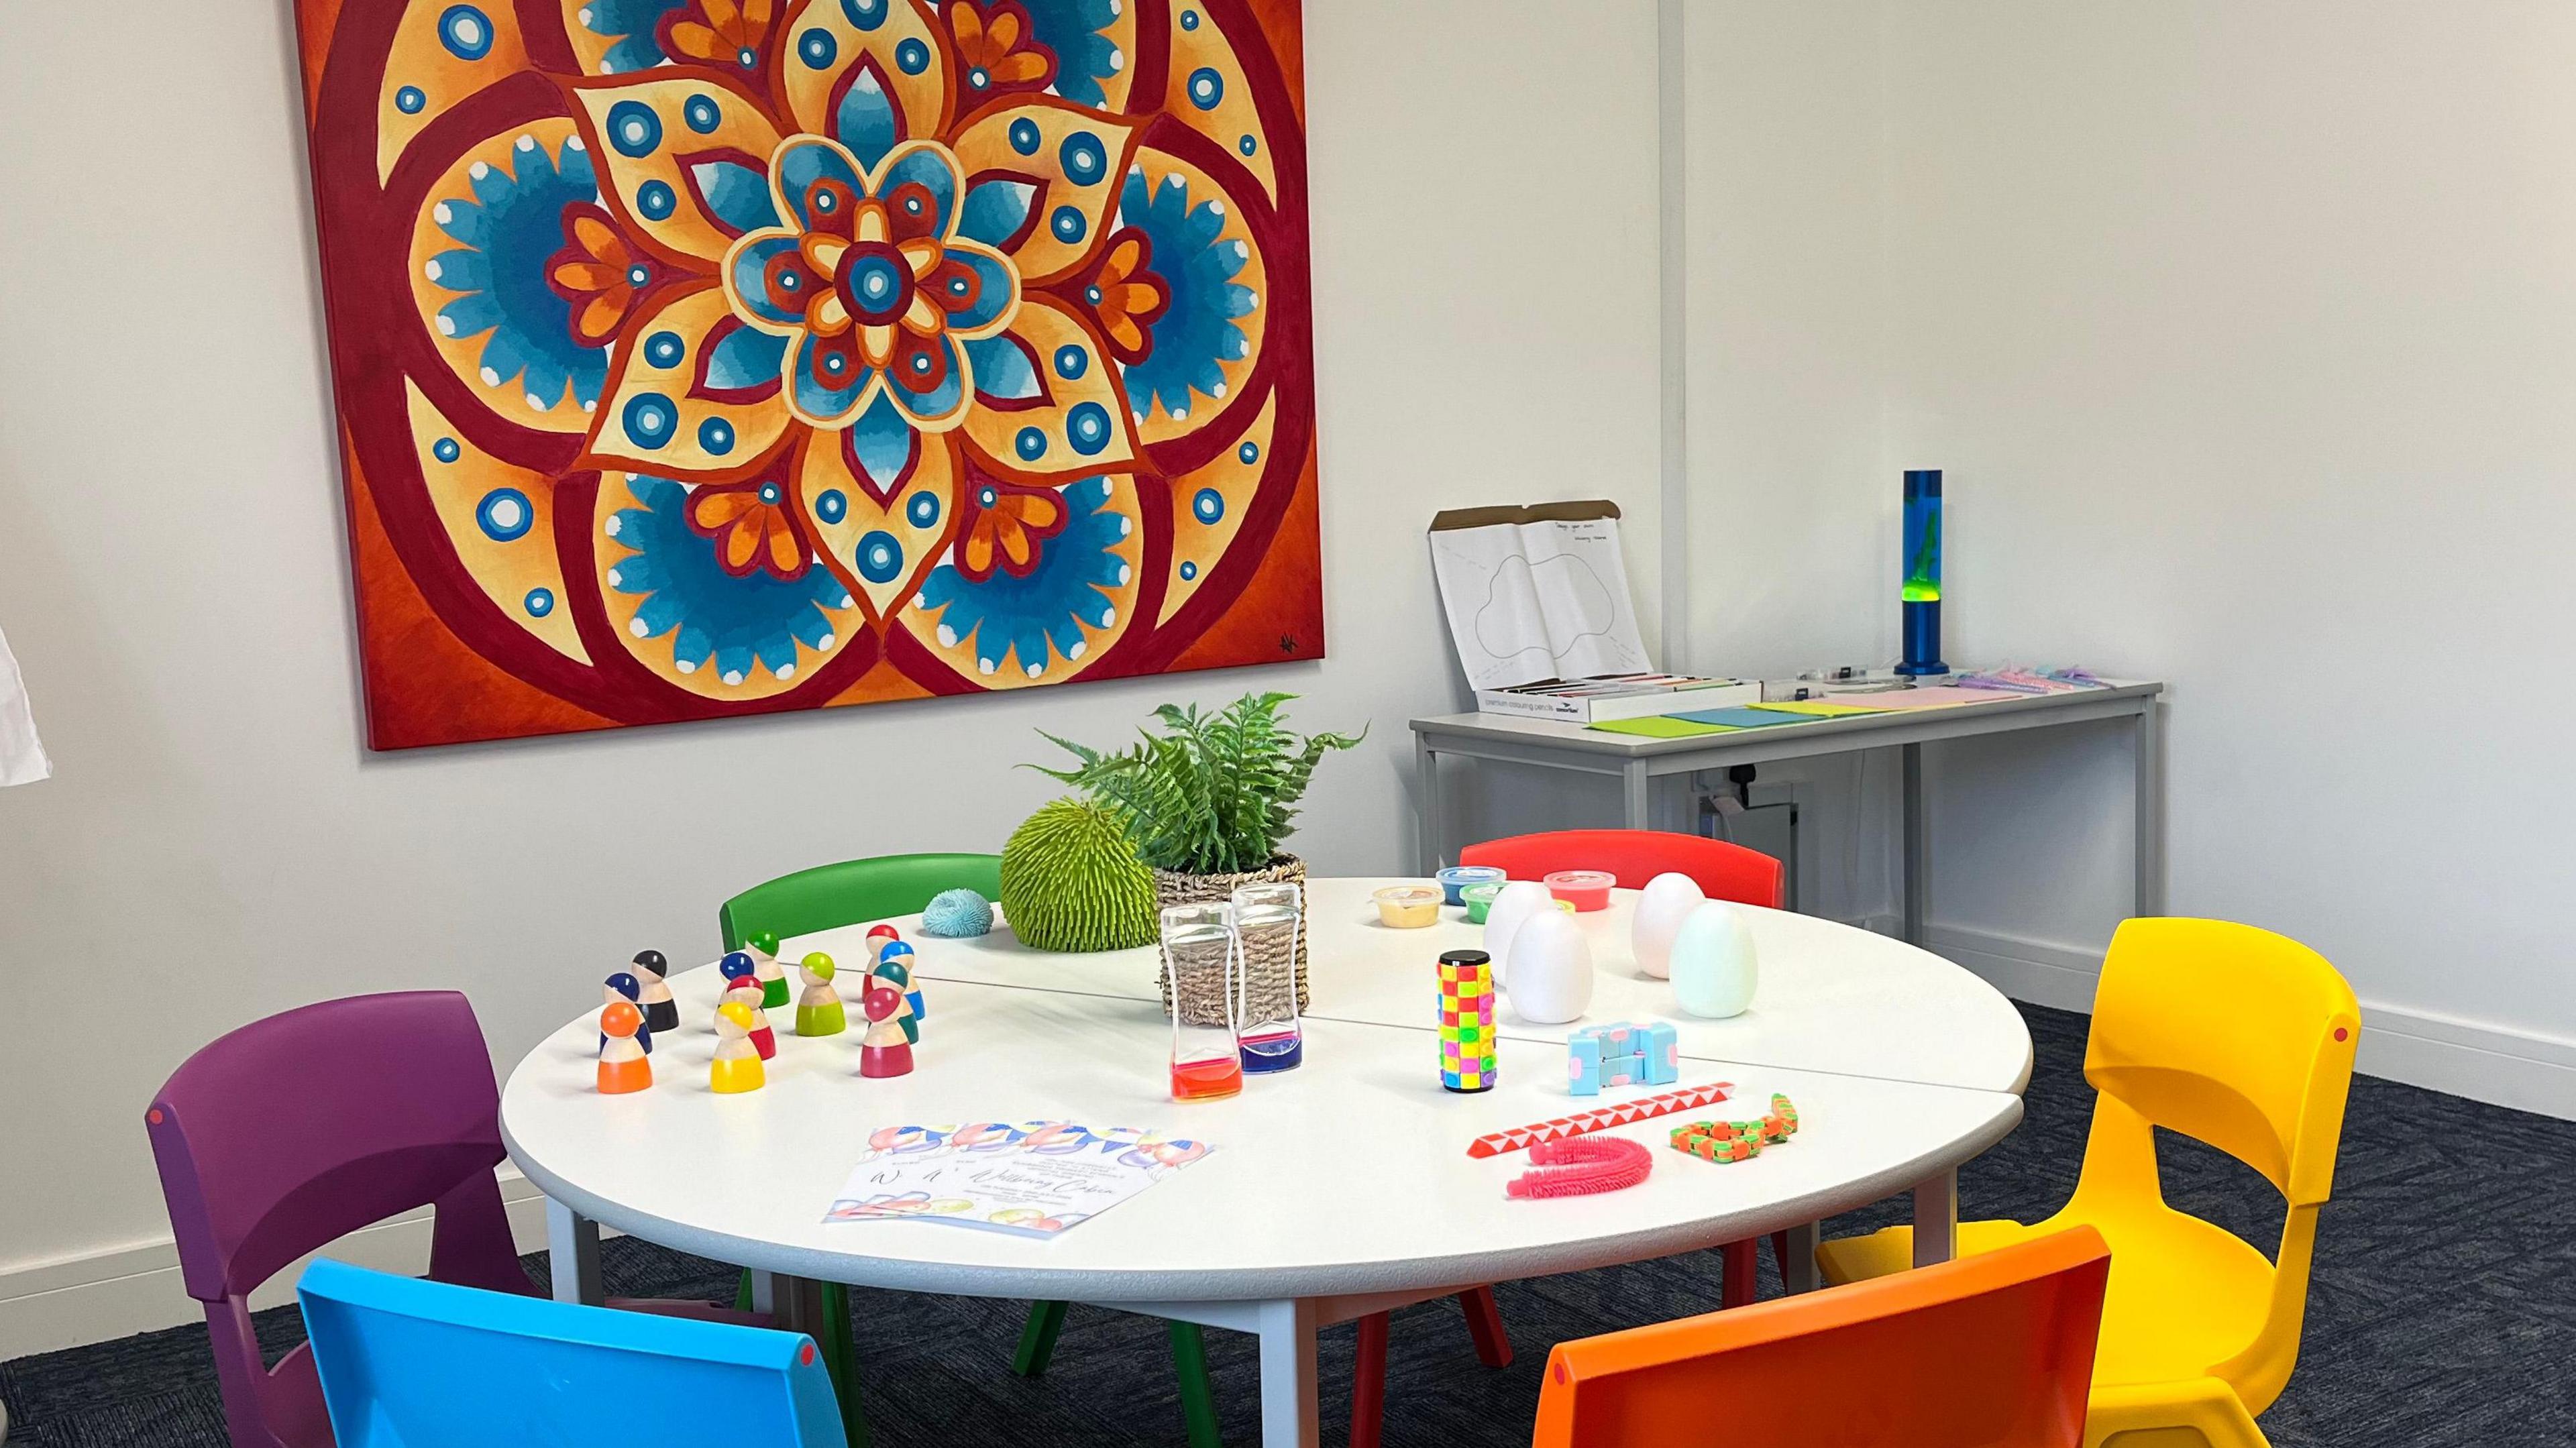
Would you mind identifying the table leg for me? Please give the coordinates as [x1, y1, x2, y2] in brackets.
[1415, 735, 1444, 875]
[1622, 759, 1652, 832]
[1779, 1219, 1822, 1293]
[2135, 701, 2167, 918]
[544, 1197, 602, 1305]
[1901, 742, 1929, 944]
[1256, 1297, 1321, 1448]
[1911, 1169, 1960, 1268]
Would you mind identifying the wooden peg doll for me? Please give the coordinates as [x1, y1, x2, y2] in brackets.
[597, 1001, 652, 1094]
[749, 930, 790, 1009]
[859, 985, 914, 1078]
[718, 951, 758, 996]
[602, 972, 651, 1055]
[710, 1002, 765, 1094]
[631, 950, 680, 1034]
[871, 959, 922, 1044]
[796, 953, 846, 1037]
[723, 976, 777, 1060]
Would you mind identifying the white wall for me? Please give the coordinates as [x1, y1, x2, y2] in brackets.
[1695, 0, 2576, 1114]
[0, 0, 1666, 1351]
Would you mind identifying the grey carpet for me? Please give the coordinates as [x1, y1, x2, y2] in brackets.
[6, 1002, 2572, 1445]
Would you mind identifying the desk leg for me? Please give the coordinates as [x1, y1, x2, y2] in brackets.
[1622, 759, 1652, 832]
[1780, 1219, 1822, 1293]
[1256, 1297, 1321, 1448]
[1911, 1169, 1960, 1268]
[1900, 743, 1929, 945]
[2135, 702, 2167, 918]
[1415, 735, 1443, 875]
[544, 1197, 602, 1305]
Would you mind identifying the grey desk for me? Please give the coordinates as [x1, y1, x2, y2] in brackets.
[1411, 681, 2166, 944]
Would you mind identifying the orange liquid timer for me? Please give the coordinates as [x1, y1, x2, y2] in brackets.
[1171, 1056, 1244, 1101]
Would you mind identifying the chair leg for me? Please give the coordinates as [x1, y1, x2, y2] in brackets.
[1722, 1238, 1760, 1308]
[1169, 1320, 1225, 1448]
[1457, 1286, 1513, 1368]
[1350, 1311, 1389, 1448]
[734, 1268, 755, 1312]
[820, 1282, 871, 1448]
[1014, 1300, 1070, 1377]
[1770, 1229, 1791, 1283]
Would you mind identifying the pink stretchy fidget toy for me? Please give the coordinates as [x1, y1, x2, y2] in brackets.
[1505, 1135, 1654, 1199]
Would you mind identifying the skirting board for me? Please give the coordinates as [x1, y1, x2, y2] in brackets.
[0, 1168, 559, 1361]
[1925, 922, 2576, 1122]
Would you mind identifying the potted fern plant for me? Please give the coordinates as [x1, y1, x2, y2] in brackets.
[1034, 691, 1362, 1021]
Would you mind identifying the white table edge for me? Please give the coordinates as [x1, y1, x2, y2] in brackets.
[501, 1093, 2021, 1305]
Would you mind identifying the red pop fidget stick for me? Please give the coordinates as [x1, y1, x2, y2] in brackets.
[1466, 1081, 1735, 1159]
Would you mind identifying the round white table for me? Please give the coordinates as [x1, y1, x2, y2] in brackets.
[503, 879, 2030, 1448]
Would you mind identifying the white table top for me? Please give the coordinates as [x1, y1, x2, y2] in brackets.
[501, 880, 2031, 1304]
[788, 879, 2035, 1094]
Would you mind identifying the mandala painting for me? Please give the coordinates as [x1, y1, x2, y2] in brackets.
[292, 0, 1322, 748]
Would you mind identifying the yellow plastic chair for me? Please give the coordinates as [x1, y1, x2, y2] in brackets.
[1815, 917, 2361, 1448]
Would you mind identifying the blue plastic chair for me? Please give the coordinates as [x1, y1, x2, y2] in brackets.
[297, 1258, 844, 1447]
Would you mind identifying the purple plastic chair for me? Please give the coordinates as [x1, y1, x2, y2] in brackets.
[146, 991, 755, 1448]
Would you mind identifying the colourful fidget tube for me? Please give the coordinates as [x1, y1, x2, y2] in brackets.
[1439, 950, 1497, 1093]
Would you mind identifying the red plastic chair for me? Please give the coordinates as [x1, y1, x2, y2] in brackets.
[1345, 831, 1790, 1448]
[146, 992, 759, 1448]
[1533, 1227, 2110, 1448]
[1461, 828, 1784, 908]
[1465, 827, 1792, 1300]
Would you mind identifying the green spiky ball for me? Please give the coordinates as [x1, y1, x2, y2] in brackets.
[1001, 797, 1158, 952]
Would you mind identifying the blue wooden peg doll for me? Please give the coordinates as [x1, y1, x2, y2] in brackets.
[602, 972, 651, 1055]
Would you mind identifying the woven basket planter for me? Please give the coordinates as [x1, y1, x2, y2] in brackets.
[1156, 854, 1309, 1027]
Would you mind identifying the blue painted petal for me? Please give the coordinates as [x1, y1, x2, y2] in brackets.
[751, 630, 800, 676]
[873, 146, 961, 238]
[963, 336, 1039, 402]
[938, 245, 1017, 333]
[1018, 0, 1122, 108]
[674, 620, 717, 666]
[846, 392, 916, 486]
[713, 642, 757, 682]
[790, 608, 837, 649]
[885, 335, 966, 423]
[435, 199, 490, 248]
[690, 158, 781, 233]
[957, 179, 1037, 247]
[581, 0, 688, 72]
[705, 325, 790, 392]
[727, 234, 809, 327]
[469, 161, 519, 209]
[426, 248, 490, 294]
[791, 337, 871, 424]
[437, 293, 502, 339]
[775, 138, 863, 231]
[835, 66, 900, 171]
[478, 329, 533, 387]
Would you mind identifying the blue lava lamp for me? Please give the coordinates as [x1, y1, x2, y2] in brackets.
[1896, 469, 1947, 676]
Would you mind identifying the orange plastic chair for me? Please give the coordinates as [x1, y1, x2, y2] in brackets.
[1533, 1226, 2112, 1448]
[1816, 919, 2361, 1448]
[1462, 828, 1784, 909]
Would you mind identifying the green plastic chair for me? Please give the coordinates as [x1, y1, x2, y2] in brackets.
[717, 853, 1224, 1448]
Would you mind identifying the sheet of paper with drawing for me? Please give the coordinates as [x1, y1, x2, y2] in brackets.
[824, 1121, 1214, 1239]
[1428, 504, 1652, 689]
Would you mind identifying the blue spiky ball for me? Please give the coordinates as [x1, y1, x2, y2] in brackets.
[920, 888, 995, 938]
